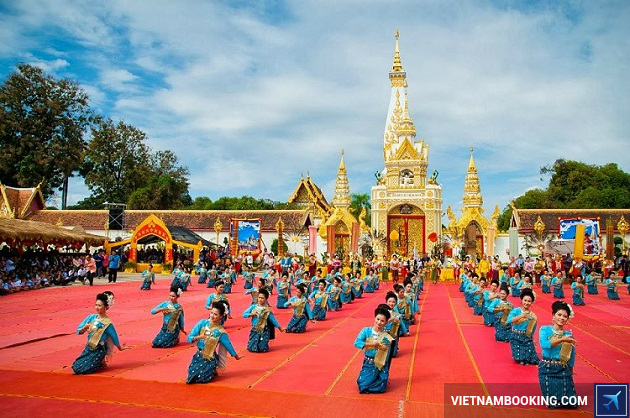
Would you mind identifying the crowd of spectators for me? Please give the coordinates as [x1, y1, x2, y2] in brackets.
[0, 247, 112, 296]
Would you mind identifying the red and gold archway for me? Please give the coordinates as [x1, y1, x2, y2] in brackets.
[104, 214, 202, 264]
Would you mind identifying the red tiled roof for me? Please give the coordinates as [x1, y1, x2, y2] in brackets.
[514, 209, 630, 233]
[0, 184, 45, 219]
[28, 210, 310, 232]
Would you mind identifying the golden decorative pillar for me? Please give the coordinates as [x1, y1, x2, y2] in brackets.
[213, 216, 223, 248]
[606, 218, 615, 260]
[275, 217, 285, 257]
[618, 215, 628, 252]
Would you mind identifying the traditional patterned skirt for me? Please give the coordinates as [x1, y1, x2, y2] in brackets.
[512, 287, 521, 298]
[152, 323, 180, 348]
[197, 275, 206, 284]
[587, 284, 598, 295]
[244, 281, 253, 290]
[328, 297, 339, 311]
[247, 326, 271, 352]
[483, 311, 496, 327]
[277, 295, 288, 309]
[180, 281, 189, 291]
[538, 359, 578, 409]
[286, 315, 307, 333]
[206, 279, 215, 288]
[459, 281, 466, 292]
[466, 293, 474, 307]
[340, 292, 352, 304]
[186, 351, 217, 384]
[607, 289, 620, 300]
[553, 287, 565, 299]
[140, 280, 152, 290]
[388, 337, 399, 359]
[494, 322, 512, 342]
[72, 343, 106, 375]
[365, 284, 375, 293]
[357, 357, 389, 394]
[510, 330, 539, 365]
[572, 294, 585, 306]
[170, 277, 180, 288]
[351, 286, 363, 299]
[542, 283, 550, 293]
[312, 305, 326, 321]
[223, 284, 232, 294]
[473, 302, 484, 316]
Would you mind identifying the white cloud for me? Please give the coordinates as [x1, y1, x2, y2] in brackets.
[28, 58, 69, 73]
[1, 0, 628, 215]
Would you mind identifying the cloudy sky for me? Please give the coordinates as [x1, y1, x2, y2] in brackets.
[1, 0, 628, 218]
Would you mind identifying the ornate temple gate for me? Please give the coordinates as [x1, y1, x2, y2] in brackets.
[463, 222, 484, 258]
[387, 204, 425, 257]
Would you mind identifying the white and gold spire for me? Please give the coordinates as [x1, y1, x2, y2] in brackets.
[463, 147, 483, 207]
[332, 149, 351, 208]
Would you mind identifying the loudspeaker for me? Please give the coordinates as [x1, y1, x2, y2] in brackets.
[108, 208, 124, 230]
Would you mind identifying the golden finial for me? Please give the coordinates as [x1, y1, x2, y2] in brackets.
[392, 29, 404, 72]
[468, 147, 477, 173]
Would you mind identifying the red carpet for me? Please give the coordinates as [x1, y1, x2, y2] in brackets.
[0, 278, 627, 417]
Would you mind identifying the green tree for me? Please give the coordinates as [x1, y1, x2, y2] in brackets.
[271, 238, 287, 255]
[187, 196, 290, 210]
[349, 193, 371, 227]
[497, 160, 630, 229]
[127, 174, 191, 209]
[78, 118, 152, 207]
[0, 64, 93, 207]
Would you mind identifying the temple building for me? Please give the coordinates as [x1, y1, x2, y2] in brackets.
[371, 32, 443, 258]
[446, 149, 500, 259]
[318, 151, 361, 256]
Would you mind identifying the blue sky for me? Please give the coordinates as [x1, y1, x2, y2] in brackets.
[1, 0, 629, 218]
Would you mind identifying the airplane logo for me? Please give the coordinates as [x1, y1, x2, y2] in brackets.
[594, 383, 629, 418]
[604, 391, 621, 410]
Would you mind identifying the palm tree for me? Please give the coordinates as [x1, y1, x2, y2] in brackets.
[350, 193, 371, 227]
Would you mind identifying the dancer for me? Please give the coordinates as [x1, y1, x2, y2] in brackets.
[243, 289, 284, 352]
[276, 272, 290, 309]
[310, 279, 329, 321]
[482, 280, 499, 326]
[585, 272, 598, 295]
[197, 262, 208, 284]
[606, 274, 620, 300]
[186, 301, 242, 383]
[180, 267, 192, 291]
[327, 277, 342, 311]
[384, 292, 409, 359]
[140, 264, 156, 290]
[151, 286, 186, 348]
[285, 284, 315, 333]
[488, 285, 513, 342]
[571, 275, 586, 306]
[507, 288, 539, 365]
[354, 306, 395, 394]
[205, 281, 231, 326]
[395, 284, 412, 332]
[540, 271, 551, 294]
[551, 271, 565, 299]
[538, 301, 578, 409]
[72, 291, 128, 374]
[473, 278, 488, 316]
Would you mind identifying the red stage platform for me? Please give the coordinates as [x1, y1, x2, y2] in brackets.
[0, 278, 627, 417]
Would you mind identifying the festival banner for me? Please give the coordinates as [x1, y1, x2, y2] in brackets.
[231, 218, 262, 256]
